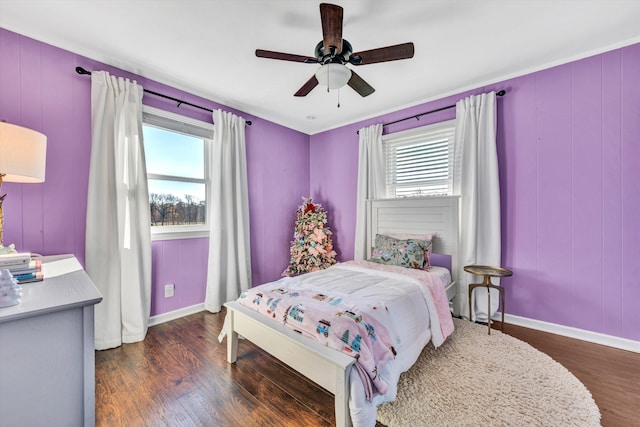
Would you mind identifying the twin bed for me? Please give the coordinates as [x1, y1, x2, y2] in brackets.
[223, 196, 460, 427]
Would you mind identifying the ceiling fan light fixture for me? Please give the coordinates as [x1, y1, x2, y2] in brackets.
[257, 3, 412, 97]
[315, 63, 351, 90]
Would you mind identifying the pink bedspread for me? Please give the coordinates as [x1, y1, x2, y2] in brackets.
[237, 281, 397, 401]
[235, 260, 455, 404]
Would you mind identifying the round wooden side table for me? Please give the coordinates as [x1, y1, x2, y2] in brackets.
[465, 265, 513, 334]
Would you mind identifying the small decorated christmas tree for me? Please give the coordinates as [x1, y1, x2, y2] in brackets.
[283, 197, 337, 276]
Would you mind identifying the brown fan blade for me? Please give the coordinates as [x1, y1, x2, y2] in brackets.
[256, 49, 317, 63]
[294, 75, 319, 97]
[320, 3, 343, 54]
[351, 42, 415, 65]
[347, 70, 375, 97]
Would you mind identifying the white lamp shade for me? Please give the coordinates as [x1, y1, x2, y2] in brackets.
[0, 122, 47, 183]
[315, 64, 352, 90]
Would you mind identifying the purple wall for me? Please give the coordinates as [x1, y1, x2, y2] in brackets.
[0, 28, 309, 316]
[310, 45, 640, 342]
[3, 27, 639, 342]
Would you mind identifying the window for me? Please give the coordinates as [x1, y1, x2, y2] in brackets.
[383, 119, 456, 198]
[142, 106, 212, 240]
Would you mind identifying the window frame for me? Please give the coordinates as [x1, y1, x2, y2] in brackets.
[382, 119, 456, 198]
[142, 105, 212, 241]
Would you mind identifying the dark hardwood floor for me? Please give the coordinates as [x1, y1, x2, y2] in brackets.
[95, 310, 639, 426]
[498, 322, 640, 427]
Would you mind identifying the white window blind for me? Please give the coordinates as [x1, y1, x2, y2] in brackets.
[383, 119, 455, 198]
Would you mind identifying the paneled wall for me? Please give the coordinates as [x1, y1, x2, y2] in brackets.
[0, 28, 310, 317]
[3, 26, 639, 340]
[151, 238, 208, 316]
[0, 32, 91, 260]
[500, 48, 640, 339]
[311, 44, 640, 342]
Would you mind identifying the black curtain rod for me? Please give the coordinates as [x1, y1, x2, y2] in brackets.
[357, 89, 506, 134]
[75, 67, 252, 126]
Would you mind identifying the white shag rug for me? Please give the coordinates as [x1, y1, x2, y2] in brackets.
[377, 318, 601, 427]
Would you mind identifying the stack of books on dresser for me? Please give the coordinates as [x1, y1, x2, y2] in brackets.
[0, 253, 43, 284]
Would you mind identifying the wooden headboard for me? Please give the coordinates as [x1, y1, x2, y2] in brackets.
[366, 196, 460, 296]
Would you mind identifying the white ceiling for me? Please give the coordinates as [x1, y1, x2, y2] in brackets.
[2, 0, 640, 135]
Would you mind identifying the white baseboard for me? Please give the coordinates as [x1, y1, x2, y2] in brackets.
[502, 313, 640, 354]
[148, 303, 206, 327]
[148, 305, 639, 354]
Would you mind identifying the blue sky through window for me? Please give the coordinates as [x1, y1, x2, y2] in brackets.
[143, 125, 206, 202]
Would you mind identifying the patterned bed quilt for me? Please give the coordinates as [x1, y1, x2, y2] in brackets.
[235, 260, 455, 403]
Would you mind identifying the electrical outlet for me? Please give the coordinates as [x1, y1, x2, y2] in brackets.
[164, 283, 175, 298]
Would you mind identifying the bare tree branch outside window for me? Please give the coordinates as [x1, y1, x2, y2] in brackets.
[149, 193, 206, 226]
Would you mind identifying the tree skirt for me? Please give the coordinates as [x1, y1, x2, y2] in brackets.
[377, 318, 601, 426]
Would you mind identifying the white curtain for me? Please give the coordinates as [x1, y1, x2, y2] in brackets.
[453, 91, 501, 321]
[86, 71, 152, 350]
[354, 124, 385, 260]
[205, 109, 252, 313]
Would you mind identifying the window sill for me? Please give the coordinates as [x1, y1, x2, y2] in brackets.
[151, 229, 209, 241]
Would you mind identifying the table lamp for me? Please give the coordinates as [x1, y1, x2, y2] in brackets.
[0, 121, 47, 246]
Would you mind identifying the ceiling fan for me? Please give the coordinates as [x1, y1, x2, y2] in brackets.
[255, 3, 415, 98]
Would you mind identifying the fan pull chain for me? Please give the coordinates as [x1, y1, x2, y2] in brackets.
[324, 65, 340, 107]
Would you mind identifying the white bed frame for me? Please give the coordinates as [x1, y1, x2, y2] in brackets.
[224, 196, 460, 427]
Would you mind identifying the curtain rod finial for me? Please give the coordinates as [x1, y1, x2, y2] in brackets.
[75, 66, 91, 75]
